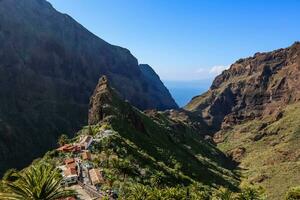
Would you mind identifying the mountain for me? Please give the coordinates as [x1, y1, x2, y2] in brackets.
[0, 0, 177, 175]
[185, 42, 300, 199]
[185, 42, 300, 129]
[84, 75, 238, 188]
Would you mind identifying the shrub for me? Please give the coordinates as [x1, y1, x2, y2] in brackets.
[285, 186, 300, 200]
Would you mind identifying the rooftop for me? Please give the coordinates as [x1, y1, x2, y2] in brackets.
[89, 168, 104, 185]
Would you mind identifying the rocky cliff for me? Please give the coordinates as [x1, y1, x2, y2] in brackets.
[0, 0, 177, 175]
[185, 42, 300, 199]
[185, 42, 300, 129]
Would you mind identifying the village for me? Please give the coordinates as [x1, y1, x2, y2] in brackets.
[56, 130, 117, 200]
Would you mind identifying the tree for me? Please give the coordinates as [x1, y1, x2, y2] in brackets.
[105, 171, 117, 188]
[213, 187, 233, 200]
[188, 183, 211, 200]
[58, 134, 69, 146]
[2, 168, 19, 182]
[126, 184, 149, 200]
[285, 186, 300, 200]
[162, 187, 186, 199]
[236, 185, 265, 200]
[115, 159, 134, 181]
[150, 171, 165, 187]
[0, 163, 77, 200]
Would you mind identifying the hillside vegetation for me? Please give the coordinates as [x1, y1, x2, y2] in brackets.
[216, 102, 300, 200]
[184, 42, 300, 200]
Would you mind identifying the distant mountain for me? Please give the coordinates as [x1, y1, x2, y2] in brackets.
[0, 0, 177, 175]
[185, 42, 300, 129]
[185, 42, 300, 199]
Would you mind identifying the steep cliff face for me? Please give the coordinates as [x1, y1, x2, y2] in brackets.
[185, 42, 300, 129]
[185, 42, 300, 199]
[0, 0, 177, 174]
[139, 64, 177, 110]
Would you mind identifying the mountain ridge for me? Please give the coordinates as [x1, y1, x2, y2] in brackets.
[0, 0, 177, 175]
[185, 41, 300, 199]
[185, 41, 300, 129]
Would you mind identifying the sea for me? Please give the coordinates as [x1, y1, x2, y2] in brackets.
[163, 79, 212, 107]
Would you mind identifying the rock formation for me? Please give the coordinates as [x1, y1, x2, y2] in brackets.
[185, 42, 300, 129]
[0, 0, 177, 175]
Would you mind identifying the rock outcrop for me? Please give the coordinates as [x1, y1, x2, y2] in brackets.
[87, 76, 238, 188]
[185, 42, 300, 129]
[0, 0, 177, 175]
[88, 75, 147, 133]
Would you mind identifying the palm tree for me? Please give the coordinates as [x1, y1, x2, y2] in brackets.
[113, 159, 134, 181]
[2, 168, 19, 182]
[213, 187, 233, 200]
[236, 185, 265, 200]
[58, 134, 69, 147]
[0, 163, 77, 200]
[126, 184, 149, 200]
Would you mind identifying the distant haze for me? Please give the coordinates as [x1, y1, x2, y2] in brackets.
[164, 79, 212, 107]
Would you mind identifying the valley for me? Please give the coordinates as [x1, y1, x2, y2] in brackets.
[0, 0, 300, 199]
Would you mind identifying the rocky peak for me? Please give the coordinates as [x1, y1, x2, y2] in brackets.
[185, 42, 300, 130]
[88, 76, 117, 125]
[88, 75, 148, 133]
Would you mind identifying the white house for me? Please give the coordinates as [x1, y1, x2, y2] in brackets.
[79, 135, 93, 150]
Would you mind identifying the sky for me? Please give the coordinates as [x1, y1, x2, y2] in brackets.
[47, 0, 300, 82]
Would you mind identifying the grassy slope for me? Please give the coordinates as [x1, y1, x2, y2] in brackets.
[104, 99, 240, 189]
[217, 102, 300, 199]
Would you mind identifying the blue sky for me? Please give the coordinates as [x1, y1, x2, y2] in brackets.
[48, 0, 300, 81]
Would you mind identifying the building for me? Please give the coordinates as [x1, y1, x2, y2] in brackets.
[65, 158, 77, 172]
[57, 144, 81, 153]
[59, 158, 79, 186]
[79, 135, 93, 150]
[64, 167, 77, 177]
[62, 168, 78, 186]
[65, 158, 75, 165]
[88, 168, 104, 186]
[82, 151, 92, 160]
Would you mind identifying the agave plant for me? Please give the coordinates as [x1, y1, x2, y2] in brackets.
[126, 184, 149, 200]
[0, 163, 77, 200]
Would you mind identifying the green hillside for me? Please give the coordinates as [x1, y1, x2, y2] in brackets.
[217, 102, 300, 200]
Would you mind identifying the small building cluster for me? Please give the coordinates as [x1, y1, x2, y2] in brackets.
[57, 135, 93, 153]
[58, 158, 79, 186]
[56, 135, 106, 190]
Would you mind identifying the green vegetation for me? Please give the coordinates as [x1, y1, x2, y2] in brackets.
[285, 186, 300, 200]
[57, 134, 70, 147]
[0, 163, 76, 200]
[217, 102, 300, 200]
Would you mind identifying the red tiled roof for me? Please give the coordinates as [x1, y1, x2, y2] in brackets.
[64, 168, 77, 176]
[57, 144, 72, 151]
[89, 168, 104, 185]
[67, 162, 77, 170]
[65, 158, 75, 165]
[82, 151, 92, 160]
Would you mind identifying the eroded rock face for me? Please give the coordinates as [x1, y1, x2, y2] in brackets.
[88, 76, 146, 133]
[0, 0, 177, 174]
[88, 76, 113, 125]
[185, 42, 300, 130]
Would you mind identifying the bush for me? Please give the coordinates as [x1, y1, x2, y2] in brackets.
[236, 185, 265, 200]
[213, 187, 233, 200]
[285, 186, 300, 200]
